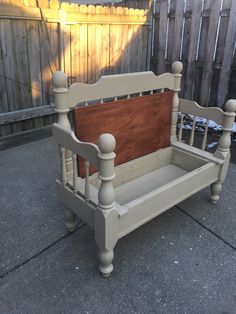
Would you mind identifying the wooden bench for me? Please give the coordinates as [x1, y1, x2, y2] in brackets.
[52, 62, 236, 277]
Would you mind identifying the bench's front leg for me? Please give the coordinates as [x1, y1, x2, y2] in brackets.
[211, 100, 236, 203]
[95, 133, 117, 277]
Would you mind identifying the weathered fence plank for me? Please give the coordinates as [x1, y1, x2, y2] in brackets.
[217, 0, 236, 107]
[184, 0, 202, 100]
[172, 0, 184, 62]
[157, 0, 168, 74]
[26, 20, 43, 107]
[200, 0, 221, 106]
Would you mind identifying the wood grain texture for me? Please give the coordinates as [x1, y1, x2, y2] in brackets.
[75, 92, 173, 176]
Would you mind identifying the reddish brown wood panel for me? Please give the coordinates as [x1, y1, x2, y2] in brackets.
[74, 92, 173, 176]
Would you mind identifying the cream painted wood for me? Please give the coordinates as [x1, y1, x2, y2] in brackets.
[179, 98, 224, 125]
[52, 123, 99, 168]
[211, 99, 236, 202]
[202, 120, 209, 151]
[170, 61, 183, 142]
[117, 162, 219, 239]
[56, 180, 95, 229]
[67, 72, 175, 107]
[52, 63, 236, 277]
[53, 71, 73, 185]
[96, 133, 117, 277]
[72, 154, 79, 193]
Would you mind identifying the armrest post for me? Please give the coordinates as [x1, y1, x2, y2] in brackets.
[171, 61, 183, 142]
[53, 71, 73, 184]
[215, 99, 236, 158]
[214, 99, 236, 183]
[97, 134, 116, 211]
[96, 133, 116, 277]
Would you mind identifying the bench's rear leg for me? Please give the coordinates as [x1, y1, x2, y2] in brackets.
[98, 249, 114, 278]
[210, 181, 222, 204]
[63, 207, 78, 232]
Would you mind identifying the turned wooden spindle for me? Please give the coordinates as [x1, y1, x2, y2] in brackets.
[171, 61, 183, 142]
[211, 99, 236, 203]
[97, 133, 116, 277]
[53, 71, 77, 231]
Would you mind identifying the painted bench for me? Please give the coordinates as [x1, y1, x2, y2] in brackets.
[52, 62, 236, 277]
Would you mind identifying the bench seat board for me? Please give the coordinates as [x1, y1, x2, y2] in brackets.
[75, 92, 173, 176]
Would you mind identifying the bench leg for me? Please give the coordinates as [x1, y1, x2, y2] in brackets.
[210, 181, 222, 204]
[98, 249, 114, 278]
[63, 207, 77, 232]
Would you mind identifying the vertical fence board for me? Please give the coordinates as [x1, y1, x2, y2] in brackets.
[0, 21, 9, 113]
[157, 0, 168, 74]
[184, 0, 202, 99]
[26, 20, 43, 108]
[166, 0, 176, 63]
[87, 5, 96, 83]
[217, 0, 236, 107]
[200, 0, 221, 106]
[71, 23, 80, 83]
[38, 21, 52, 105]
[172, 0, 184, 62]
[78, 23, 88, 83]
[0, 20, 18, 111]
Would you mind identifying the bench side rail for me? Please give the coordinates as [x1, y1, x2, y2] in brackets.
[67, 72, 175, 108]
[177, 99, 236, 182]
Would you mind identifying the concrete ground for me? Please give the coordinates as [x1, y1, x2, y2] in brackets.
[0, 133, 236, 314]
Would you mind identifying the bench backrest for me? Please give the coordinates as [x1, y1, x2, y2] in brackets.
[75, 92, 173, 176]
[52, 62, 183, 177]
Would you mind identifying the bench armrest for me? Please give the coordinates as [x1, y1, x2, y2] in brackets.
[52, 123, 99, 168]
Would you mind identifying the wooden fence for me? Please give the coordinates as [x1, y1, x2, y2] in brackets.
[0, 0, 151, 136]
[1, 0, 236, 138]
[152, 0, 236, 107]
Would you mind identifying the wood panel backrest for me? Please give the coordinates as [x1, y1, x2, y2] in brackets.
[75, 92, 173, 177]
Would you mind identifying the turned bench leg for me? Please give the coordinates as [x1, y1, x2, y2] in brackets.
[98, 249, 114, 278]
[63, 207, 77, 232]
[210, 181, 222, 204]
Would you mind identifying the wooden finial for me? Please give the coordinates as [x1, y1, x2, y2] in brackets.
[52, 71, 67, 89]
[171, 61, 183, 74]
[98, 133, 116, 154]
[225, 99, 236, 113]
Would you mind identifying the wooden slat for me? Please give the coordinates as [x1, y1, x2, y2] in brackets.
[200, 0, 221, 106]
[0, 21, 9, 113]
[166, 0, 175, 63]
[217, 0, 236, 107]
[75, 92, 173, 176]
[121, 19, 129, 73]
[78, 22, 88, 83]
[0, 20, 18, 111]
[26, 20, 43, 107]
[87, 5, 96, 83]
[70, 23, 80, 83]
[38, 20, 52, 105]
[157, 0, 168, 74]
[184, 0, 202, 100]
[172, 0, 184, 62]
